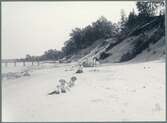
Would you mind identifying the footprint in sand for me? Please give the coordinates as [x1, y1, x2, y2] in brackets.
[108, 95, 119, 101]
[123, 102, 128, 106]
[131, 89, 136, 92]
[105, 87, 111, 90]
[121, 109, 125, 113]
[142, 86, 146, 88]
[91, 99, 103, 103]
[152, 103, 162, 112]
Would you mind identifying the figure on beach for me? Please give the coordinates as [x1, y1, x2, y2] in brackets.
[76, 63, 83, 73]
[59, 79, 67, 93]
[93, 57, 98, 67]
[68, 76, 77, 87]
[48, 76, 77, 95]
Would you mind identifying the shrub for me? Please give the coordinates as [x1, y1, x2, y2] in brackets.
[99, 52, 110, 60]
[163, 50, 165, 54]
[147, 47, 151, 52]
[120, 52, 134, 62]
[152, 51, 156, 54]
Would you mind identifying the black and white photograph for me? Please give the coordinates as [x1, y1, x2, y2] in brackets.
[1, 1, 166, 122]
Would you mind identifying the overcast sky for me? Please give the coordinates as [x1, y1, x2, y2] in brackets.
[2, 1, 137, 59]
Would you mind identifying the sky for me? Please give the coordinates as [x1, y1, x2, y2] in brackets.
[2, 1, 137, 59]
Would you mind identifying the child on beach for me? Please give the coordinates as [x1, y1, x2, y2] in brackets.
[68, 76, 77, 87]
[48, 76, 77, 95]
[59, 79, 67, 93]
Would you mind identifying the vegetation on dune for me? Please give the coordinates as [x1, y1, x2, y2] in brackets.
[24, 1, 165, 62]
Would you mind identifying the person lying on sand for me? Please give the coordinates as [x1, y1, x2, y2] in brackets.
[48, 85, 60, 95]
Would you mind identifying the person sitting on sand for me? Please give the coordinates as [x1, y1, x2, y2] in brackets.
[76, 64, 83, 73]
[59, 79, 67, 93]
[68, 76, 77, 87]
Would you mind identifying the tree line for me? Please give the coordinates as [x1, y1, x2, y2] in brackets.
[24, 1, 165, 62]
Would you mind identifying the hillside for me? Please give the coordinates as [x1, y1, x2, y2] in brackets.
[66, 16, 165, 64]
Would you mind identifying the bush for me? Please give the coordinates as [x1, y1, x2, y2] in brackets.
[99, 52, 110, 60]
[120, 52, 134, 62]
[152, 51, 156, 54]
[163, 50, 165, 54]
[147, 47, 151, 52]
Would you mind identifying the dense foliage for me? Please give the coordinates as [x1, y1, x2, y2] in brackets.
[62, 16, 119, 56]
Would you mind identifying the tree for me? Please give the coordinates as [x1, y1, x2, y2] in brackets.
[92, 16, 113, 39]
[66, 16, 115, 52]
[126, 9, 137, 31]
[39, 49, 63, 60]
[119, 9, 128, 37]
[120, 9, 127, 27]
[62, 39, 78, 56]
[136, 1, 165, 17]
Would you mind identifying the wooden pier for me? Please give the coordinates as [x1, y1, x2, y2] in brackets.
[2, 60, 40, 67]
